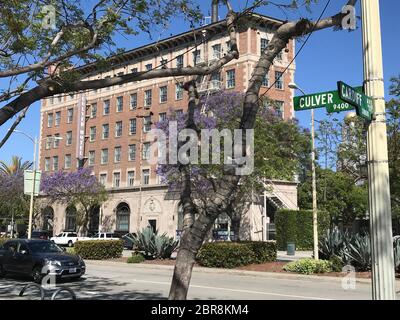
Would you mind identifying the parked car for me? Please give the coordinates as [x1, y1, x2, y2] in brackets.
[80, 232, 120, 241]
[121, 233, 136, 250]
[50, 232, 82, 247]
[31, 230, 50, 240]
[0, 239, 85, 283]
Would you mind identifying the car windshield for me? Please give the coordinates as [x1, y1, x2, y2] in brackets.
[29, 242, 63, 253]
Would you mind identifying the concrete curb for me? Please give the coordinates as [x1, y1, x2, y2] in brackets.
[85, 260, 398, 285]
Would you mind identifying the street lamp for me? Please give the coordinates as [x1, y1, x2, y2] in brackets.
[288, 82, 319, 260]
[12, 129, 62, 239]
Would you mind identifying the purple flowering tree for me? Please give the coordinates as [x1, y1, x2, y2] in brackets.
[41, 167, 107, 235]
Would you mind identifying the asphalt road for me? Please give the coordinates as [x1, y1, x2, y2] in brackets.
[1, 261, 400, 300]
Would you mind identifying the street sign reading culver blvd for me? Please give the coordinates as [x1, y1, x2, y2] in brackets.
[293, 87, 363, 113]
[337, 81, 373, 121]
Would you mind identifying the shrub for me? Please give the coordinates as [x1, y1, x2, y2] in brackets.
[127, 253, 145, 264]
[197, 241, 277, 268]
[275, 210, 330, 250]
[0, 238, 11, 248]
[66, 247, 75, 254]
[283, 258, 333, 275]
[329, 255, 345, 272]
[74, 240, 123, 260]
[132, 228, 179, 259]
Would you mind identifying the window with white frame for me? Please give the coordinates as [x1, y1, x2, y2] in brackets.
[175, 83, 183, 100]
[275, 71, 284, 90]
[262, 73, 269, 87]
[261, 38, 269, 55]
[226, 69, 235, 89]
[45, 136, 52, 149]
[66, 131, 72, 145]
[114, 146, 122, 163]
[130, 93, 137, 109]
[102, 124, 109, 139]
[67, 108, 73, 123]
[91, 103, 97, 118]
[101, 149, 108, 164]
[159, 113, 167, 122]
[142, 169, 150, 185]
[143, 116, 151, 132]
[212, 44, 221, 59]
[275, 101, 284, 118]
[52, 156, 59, 171]
[99, 173, 107, 185]
[176, 55, 184, 68]
[145, 63, 152, 71]
[89, 126, 96, 142]
[64, 154, 71, 169]
[193, 50, 201, 65]
[88, 151, 95, 166]
[144, 89, 152, 107]
[160, 86, 167, 103]
[115, 121, 123, 137]
[127, 171, 135, 187]
[44, 158, 50, 172]
[113, 172, 121, 188]
[142, 142, 150, 160]
[55, 111, 61, 126]
[103, 99, 110, 115]
[53, 134, 60, 148]
[116, 96, 123, 112]
[47, 113, 54, 127]
[128, 144, 136, 161]
[129, 119, 137, 135]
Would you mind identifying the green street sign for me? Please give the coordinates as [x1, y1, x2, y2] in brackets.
[24, 170, 42, 196]
[337, 81, 373, 121]
[294, 87, 363, 113]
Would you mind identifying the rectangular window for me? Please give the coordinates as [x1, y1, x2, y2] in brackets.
[127, 171, 135, 187]
[113, 172, 121, 188]
[101, 149, 108, 164]
[66, 131, 72, 146]
[128, 144, 136, 161]
[193, 50, 201, 65]
[176, 55, 184, 68]
[159, 113, 167, 122]
[275, 101, 284, 118]
[44, 158, 50, 172]
[261, 38, 269, 55]
[275, 71, 284, 90]
[91, 103, 97, 118]
[262, 73, 269, 87]
[211, 73, 221, 89]
[145, 63, 152, 71]
[143, 116, 151, 132]
[159, 86, 167, 103]
[45, 136, 52, 149]
[226, 69, 235, 89]
[114, 146, 121, 163]
[226, 40, 231, 53]
[67, 108, 73, 123]
[142, 169, 150, 185]
[212, 44, 221, 59]
[49, 97, 54, 105]
[47, 113, 54, 127]
[53, 134, 60, 148]
[129, 119, 137, 135]
[64, 154, 71, 169]
[175, 84, 183, 100]
[115, 121, 123, 137]
[99, 174, 107, 186]
[130, 93, 137, 110]
[116, 96, 123, 112]
[276, 50, 283, 60]
[176, 109, 183, 117]
[102, 124, 109, 139]
[131, 67, 138, 73]
[52, 156, 59, 171]
[103, 99, 110, 115]
[88, 151, 95, 166]
[144, 89, 152, 107]
[55, 111, 61, 126]
[160, 58, 168, 68]
[89, 126, 96, 142]
[142, 142, 150, 160]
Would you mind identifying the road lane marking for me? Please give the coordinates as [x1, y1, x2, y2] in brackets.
[130, 279, 331, 300]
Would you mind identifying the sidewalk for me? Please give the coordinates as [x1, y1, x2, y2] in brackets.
[277, 251, 313, 262]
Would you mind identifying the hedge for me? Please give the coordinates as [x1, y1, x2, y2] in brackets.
[196, 241, 277, 269]
[74, 240, 124, 260]
[275, 209, 330, 250]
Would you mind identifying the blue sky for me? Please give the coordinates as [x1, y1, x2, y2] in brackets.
[0, 0, 399, 164]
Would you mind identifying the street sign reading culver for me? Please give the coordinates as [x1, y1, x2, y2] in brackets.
[293, 87, 363, 113]
[337, 81, 373, 121]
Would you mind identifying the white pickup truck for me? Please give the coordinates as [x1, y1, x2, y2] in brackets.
[50, 232, 82, 247]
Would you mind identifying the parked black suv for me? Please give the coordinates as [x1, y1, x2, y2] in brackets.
[0, 239, 85, 283]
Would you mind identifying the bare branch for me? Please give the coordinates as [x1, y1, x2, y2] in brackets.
[0, 106, 30, 148]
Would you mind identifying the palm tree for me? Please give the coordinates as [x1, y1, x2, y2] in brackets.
[0, 156, 32, 175]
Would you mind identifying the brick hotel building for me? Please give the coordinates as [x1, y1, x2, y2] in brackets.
[37, 12, 299, 240]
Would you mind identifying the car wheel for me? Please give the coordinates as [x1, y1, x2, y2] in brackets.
[32, 266, 43, 284]
[68, 240, 73, 247]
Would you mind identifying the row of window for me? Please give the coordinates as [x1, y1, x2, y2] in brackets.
[100, 170, 151, 188]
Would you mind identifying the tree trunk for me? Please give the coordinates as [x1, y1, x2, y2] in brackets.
[168, 213, 215, 300]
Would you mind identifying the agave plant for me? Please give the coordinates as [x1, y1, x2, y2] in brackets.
[344, 233, 371, 272]
[132, 227, 179, 259]
[394, 236, 400, 273]
[318, 228, 347, 261]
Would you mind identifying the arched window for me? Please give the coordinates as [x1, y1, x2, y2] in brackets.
[42, 206, 54, 232]
[116, 203, 130, 232]
[65, 206, 77, 231]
